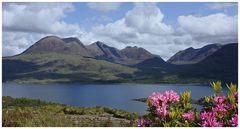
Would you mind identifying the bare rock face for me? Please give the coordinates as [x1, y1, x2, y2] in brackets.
[167, 44, 222, 64]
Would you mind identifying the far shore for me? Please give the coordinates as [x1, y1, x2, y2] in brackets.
[2, 81, 208, 85]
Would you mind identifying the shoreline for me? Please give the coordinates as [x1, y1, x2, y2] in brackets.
[3, 81, 207, 85]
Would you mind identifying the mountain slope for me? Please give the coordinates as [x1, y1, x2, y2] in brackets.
[132, 43, 237, 84]
[172, 43, 238, 83]
[86, 42, 161, 65]
[86, 41, 125, 61]
[195, 43, 238, 82]
[113, 46, 158, 65]
[167, 44, 222, 64]
[3, 53, 137, 83]
[121, 46, 156, 60]
[22, 36, 162, 65]
[135, 57, 167, 68]
[23, 36, 91, 57]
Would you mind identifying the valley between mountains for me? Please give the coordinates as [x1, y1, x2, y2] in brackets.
[3, 36, 238, 84]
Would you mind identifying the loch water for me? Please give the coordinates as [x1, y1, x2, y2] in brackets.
[2, 83, 227, 115]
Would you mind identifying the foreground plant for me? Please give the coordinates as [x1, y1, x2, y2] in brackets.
[138, 81, 238, 127]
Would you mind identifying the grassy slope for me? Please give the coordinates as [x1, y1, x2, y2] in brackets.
[3, 53, 137, 83]
[2, 53, 209, 84]
[2, 96, 139, 127]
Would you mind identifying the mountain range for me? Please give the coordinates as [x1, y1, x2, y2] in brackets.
[3, 36, 238, 84]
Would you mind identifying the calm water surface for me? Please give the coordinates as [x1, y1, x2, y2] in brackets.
[2, 83, 227, 115]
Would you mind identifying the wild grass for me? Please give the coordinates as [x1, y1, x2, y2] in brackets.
[2, 96, 139, 127]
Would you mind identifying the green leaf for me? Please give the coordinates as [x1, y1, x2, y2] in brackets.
[210, 81, 222, 96]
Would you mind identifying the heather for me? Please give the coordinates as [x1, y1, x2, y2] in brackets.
[138, 81, 238, 127]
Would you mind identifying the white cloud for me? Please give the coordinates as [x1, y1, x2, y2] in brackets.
[3, 3, 80, 35]
[2, 32, 45, 56]
[177, 13, 238, 43]
[2, 2, 87, 56]
[87, 3, 198, 60]
[87, 2, 121, 12]
[207, 2, 237, 10]
[124, 3, 173, 35]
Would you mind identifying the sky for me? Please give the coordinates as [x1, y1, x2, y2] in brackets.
[2, 2, 238, 60]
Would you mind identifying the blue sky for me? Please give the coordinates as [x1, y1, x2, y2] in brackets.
[63, 2, 238, 30]
[63, 3, 134, 30]
[2, 2, 238, 59]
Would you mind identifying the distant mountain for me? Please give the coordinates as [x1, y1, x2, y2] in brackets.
[167, 44, 222, 64]
[194, 43, 238, 83]
[23, 36, 91, 57]
[86, 42, 160, 65]
[121, 46, 156, 60]
[22, 36, 160, 65]
[132, 43, 238, 84]
[86, 41, 125, 61]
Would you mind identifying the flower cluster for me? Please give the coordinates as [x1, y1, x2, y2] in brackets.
[200, 111, 223, 127]
[163, 90, 180, 103]
[147, 90, 180, 118]
[213, 96, 227, 104]
[200, 92, 238, 127]
[230, 114, 238, 127]
[148, 90, 180, 107]
[138, 82, 238, 127]
[182, 111, 195, 122]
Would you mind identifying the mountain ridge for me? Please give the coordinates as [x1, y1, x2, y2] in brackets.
[167, 44, 222, 64]
[21, 36, 162, 65]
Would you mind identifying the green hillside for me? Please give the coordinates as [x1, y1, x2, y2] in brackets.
[3, 53, 137, 83]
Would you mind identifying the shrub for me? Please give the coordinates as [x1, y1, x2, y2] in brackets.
[138, 81, 238, 127]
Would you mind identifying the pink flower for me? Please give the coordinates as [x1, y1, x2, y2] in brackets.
[148, 90, 180, 119]
[163, 90, 180, 103]
[200, 111, 223, 127]
[201, 118, 223, 127]
[229, 114, 238, 127]
[200, 111, 213, 120]
[213, 96, 227, 104]
[212, 104, 227, 114]
[138, 119, 151, 127]
[182, 111, 195, 122]
[148, 92, 162, 107]
[156, 103, 169, 117]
